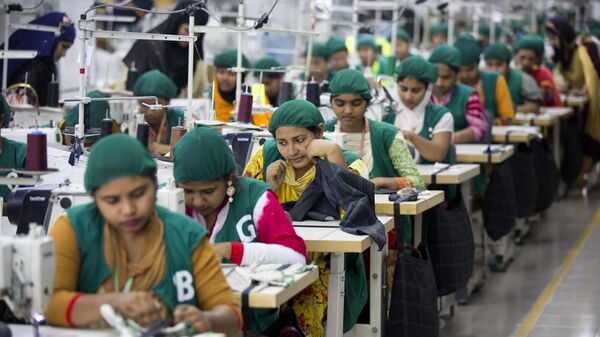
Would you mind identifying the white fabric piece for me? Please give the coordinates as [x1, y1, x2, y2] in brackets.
[240, 242, 306, 266]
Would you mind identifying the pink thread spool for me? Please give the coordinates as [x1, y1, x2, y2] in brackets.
[26, 132, 48, 171]
[237, 92, 253, 123]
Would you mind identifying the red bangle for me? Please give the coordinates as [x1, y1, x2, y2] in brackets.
[395, 177, 406, 189]
[66, 292, 84, 327]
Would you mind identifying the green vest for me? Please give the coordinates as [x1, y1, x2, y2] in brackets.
[445, 84, 473, 132]
[324, 119, 398, 178]
[0, 137, 26, 200]
[261, 139, 359, 180]
[480, 70, 500, 118]
[418, 104, 457, 199]
[67, 203, 206, 311]
[505, 69, 524, 106]
[214, 177, 267, 246]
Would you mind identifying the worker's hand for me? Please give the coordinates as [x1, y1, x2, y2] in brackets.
[401, 130, 416, 143]
[212, 242, 231, 260]
[370, 177, 393, 190]
[112, 291, 163, 327]
[306, 139, 341, 160]
[148, 142, 170, 156]
[173, 305, 212, 333]
[266, 160, 287, 191]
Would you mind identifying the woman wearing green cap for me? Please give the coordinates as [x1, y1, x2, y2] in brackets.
[0, 94, 26, 201]
[356, 35, 383, 75]
[483, 43, 543, 113]
[454, 33, 515, 121]
[428, 44, 488, 143]
[324, 69, 424, 190]
[213, 48, 251, 122]
[324, 68, 424, 259]
[133, 69, 184, 155]
[46, 134, 241, 335]
[173, 126, 306, 334]
[326, 36, 350, 73]
[173, 126, 306, 266]
[430, 23, 448, 48]
[389, 56, 455, 164]
[513, 35, 562, 107]
[381, 28, 413, 76]
[243, 99, 368, 336]
[303, 42, 333, 83]
[254, 56, 284, 107]
[60, 90, 116, 147]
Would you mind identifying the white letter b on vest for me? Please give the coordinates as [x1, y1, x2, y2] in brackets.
[173, 270, 195, 302]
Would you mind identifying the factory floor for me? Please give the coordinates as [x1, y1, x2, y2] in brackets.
[440, 190, 600, 337]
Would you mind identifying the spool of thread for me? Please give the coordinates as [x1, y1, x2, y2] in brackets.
[46, 80, 59, 107]
[25, 132, 48, 171]
[126, 62, 139, 91]
[101, 119, 113, 138]
[136, 123, 150, 148]
[83, 103, 91, 133]
[277, 82, 293, 106]
[169, 127, 187, 159]
[306, 80, 320, 107]
[237, 92, 253, 123]
[251, 83, 268, 106]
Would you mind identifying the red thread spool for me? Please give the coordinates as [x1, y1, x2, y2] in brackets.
[26, 132, 48, 171]
[237, 92, 253, 123]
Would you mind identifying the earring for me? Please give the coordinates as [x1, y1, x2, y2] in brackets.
[226, 180, 236, 203]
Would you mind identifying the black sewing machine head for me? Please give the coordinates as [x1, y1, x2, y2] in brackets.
[7, 185, 58, 235]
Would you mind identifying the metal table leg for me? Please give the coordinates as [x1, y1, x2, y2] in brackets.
[326, 252, 345, 337]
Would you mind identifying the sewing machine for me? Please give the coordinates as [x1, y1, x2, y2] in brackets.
[0, 224, 55, 323]
[6, 180, 185, 235]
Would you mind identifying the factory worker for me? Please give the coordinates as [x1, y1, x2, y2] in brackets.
[253, 56, 284, 107]
[243, 99, 368, 336]
[326, 36, 350, 74]
[212, 48, 250, 122]
[325, 69, 424, 190]
[46, 134, 240, 335]
[513, 35, 562, 107]
[133, 69, 184, 156]
[389, 56, 454, 163]
[0, 95, 26, 201]
[61, 90, 117, 146]
[428, 44, 487, 143]
[0, 12, 75, 106]
[546, 16, 600, 178]
[483, 43, 543, 113]
[356, 35, 383, 75]
[389, 56, 456, 199]
[430, 23, 448, 48]
[324, 69, 425, 251]
[382, 27, 413, 75]
[304, 42, 333, 83]
[173, 126, 306, 334]
[454, 34, 515, 122]
[123, 0, 209, 95]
